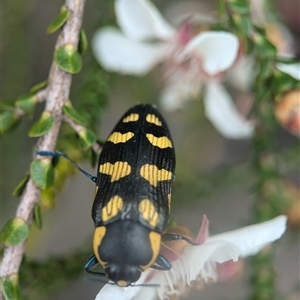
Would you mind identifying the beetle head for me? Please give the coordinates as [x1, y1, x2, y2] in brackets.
[105, 264, 142, 287]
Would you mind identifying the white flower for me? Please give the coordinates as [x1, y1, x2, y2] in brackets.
[92, 0, 255, 139]
[95, 215, 287, 300]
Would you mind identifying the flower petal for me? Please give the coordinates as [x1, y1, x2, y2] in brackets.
[183, 241, 240, 282]
[216, 260, 243, 282]
[147, 241, 240, 299]
[96, 272, 158, 300]
[227, 56, 255, 92]
[207, 215, 287, 257]
[115, 0, 175, 41]
[184, 31, 239, 76]
[276, 62, 300, 80]
[95, 284, 138, 300]
[160, 80, 200, 111]
[92, 27, 165, 75]
[196, 215, 209, 244]
[95, 284, 141, 300]
[204, 82, 254, 139]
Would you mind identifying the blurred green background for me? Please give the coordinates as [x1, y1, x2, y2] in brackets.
[1, 1, 299, 299]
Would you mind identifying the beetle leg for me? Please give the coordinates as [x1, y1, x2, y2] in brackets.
[84, 254, 106, 277]
[151, 255, 172, 270]
[162, 233, 198, 245]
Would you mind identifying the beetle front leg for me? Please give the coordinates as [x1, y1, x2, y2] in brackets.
[151, 254, 172, 271]
[84, 254, 106, 277]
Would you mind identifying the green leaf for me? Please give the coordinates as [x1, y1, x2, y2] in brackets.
[256, 59, 273, 81]
[273, 70, 298, 93]
[28, 111, 55, 137]
[253, 33, 277, 58]
[1, 218, 29, 246]
[0, 111, 20, 134]
[79, 129, 97, 149]
[15, 94, 37, 113]
[235, 15, 253, 36]
[55, 45, 82, 74]
[13, 174, 30, 197]
[30, 159, 54, 189]
[78, 29, 88, 55]
[33, 204, 43, 229]
[63, 102, 88, 126]
[47, 6, 69, 34]
[228, 0, 250, 14]
[1, 274, 21, 300]
[30, 80, 48, 94]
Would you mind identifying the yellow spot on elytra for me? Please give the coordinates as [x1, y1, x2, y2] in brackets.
[167, 193, 171, 213]
[141, 231, 161, 270]
[146, 134, 172, 149]
[146, 114, 162, 126]
[93, 226, 107, 266]
[99, 161, 131, 182]
[140, 164, 173, 187]
[139, 199, 159, 227]
[122, 113, 139, 123]
[101, 195, 124, 222]
[108, 132, 134, 144]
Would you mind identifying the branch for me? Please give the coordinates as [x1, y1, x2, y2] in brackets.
[0, 0, 86, 290]
[64, 115, 102, 153]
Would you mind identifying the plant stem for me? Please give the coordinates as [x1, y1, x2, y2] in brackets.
[0, 1, 86, 297]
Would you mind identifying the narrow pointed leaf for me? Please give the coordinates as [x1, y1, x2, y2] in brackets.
[1, 274, 21, 300]
[253, 33, 277, 58]
[13, 174, 30, 197]
[47, 6, 69, 34]
[228, 0, 250, 13]
[1, 217, 29, 246]
[30, 80, 48, 94]
[259, 60, 273, 79]
[79, 129, 97, 149]
[0, 111, 20, 134]
[63, 102, 88, 126]
[55, 44, 82, 74]
[79, 29, 88, 55]
[30, 159, 54, 189]
[33, 204, 43, 229]
[233, 15, 252, 36]
[15, 95, 37, 113]
[28, 111, 55, 137]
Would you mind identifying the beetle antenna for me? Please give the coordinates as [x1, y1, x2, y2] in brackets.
[133, 283, 160, 288]
[85, 277, 160, 288]
[36, 151, 97, 183]
[84, 277, 114, 285]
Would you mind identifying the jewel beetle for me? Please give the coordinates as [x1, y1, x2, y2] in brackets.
[37, 104, 196, 287]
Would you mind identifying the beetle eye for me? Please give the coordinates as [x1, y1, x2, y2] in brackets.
[105, 264, 141, 286]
